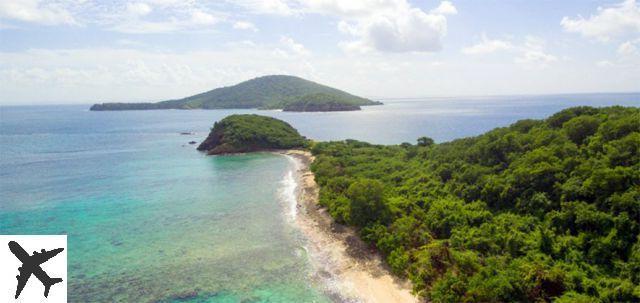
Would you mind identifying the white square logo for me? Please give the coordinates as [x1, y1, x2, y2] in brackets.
[0, 235, 67, 303]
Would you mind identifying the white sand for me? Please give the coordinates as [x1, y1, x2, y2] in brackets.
[282, 150, 420, 303]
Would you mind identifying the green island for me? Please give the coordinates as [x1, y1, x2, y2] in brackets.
[197, 114, 307, 154]
[90, 75, 381, 112]
[308, 106, 640, 302]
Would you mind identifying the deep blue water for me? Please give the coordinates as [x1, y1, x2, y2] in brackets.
[0, 93, 638, 302]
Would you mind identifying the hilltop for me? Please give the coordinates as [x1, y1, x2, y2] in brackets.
[196, 114, 307, 154]
[90, 75, 381, 111]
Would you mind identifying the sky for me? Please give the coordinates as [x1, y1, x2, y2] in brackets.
[0, 0, 639, 105]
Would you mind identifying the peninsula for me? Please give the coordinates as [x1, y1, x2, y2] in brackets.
[199, 106, 640, 302]
[310, 106, 640, 302]
[90, 75, 381, 112]
[197, 114, 420, 302]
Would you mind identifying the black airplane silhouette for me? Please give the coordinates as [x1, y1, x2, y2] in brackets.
[8, 241, 64, 299]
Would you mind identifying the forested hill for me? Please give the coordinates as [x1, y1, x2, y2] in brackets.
[90, 75, 381, 111]
[197, 114, 307, 154]
[310, 106, 640, 302]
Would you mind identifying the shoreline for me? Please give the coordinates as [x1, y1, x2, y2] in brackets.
[281, 150, 420, 303]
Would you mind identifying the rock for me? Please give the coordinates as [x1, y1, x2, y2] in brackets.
[188, 141, 197, 145]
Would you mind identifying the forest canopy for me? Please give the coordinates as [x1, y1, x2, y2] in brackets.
[310, 106, 640, 302]
[281, 92, 362, 112]
[197, 114, 307, 154]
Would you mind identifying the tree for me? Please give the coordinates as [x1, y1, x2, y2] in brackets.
[563, 115, 600, 145]
[417, 136, 435, 147]
[346, 179, 387, 226]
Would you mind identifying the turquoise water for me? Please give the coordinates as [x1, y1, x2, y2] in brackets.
[1, 93, 638, 302]
[0, 109, 330, 302]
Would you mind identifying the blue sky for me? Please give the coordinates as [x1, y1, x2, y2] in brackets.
[0, 0, 639, 105]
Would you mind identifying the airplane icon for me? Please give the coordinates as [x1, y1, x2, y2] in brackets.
[8, 241, 64, 299]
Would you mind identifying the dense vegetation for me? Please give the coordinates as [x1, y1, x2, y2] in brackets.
[90, 75, 381, 111]
[282, 93, 361, 112]
[310, 106, 640, 302]
[197, 114, 307, 154]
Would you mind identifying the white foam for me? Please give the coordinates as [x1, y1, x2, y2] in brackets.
[279, 155, 300, 221]
[278, 154, 360, 302]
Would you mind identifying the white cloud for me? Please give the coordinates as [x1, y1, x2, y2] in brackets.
[337, 20, 357, 35]
[514, 36, 557, 69]
[277, 36, 311, 57]
[618, 38, 640, 55]
[190, 10, 218, 25]
[0, 0, 77, 25]
[1, 42, 638, 105]
[233, 0, 297, 16]
[515, 50, 557, 69]
[2, 1, 638, 103]
[596, 60, 614, 67]
[332, 1, 455, 53]
[233, 21, 258, 31]
[126, 2, 152, 17]
[0, 0, 225, 34]
[561, 0, 640, 42]
[462, 34, 513, 55]
[108, 6, 222, 34]
[0, 45, 319, 104]
[301, 0, 405, 17]
[462, 34, 557, 69]
[115, 39, 147, 47]
[0, 1, 454, 53]
[236, 0, 454, 53]
[430, 1, 457, 15]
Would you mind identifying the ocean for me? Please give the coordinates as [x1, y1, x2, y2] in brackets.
[1, 93, 638, 302]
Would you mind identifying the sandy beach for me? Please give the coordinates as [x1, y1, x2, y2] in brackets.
[282, 150, 420, 303]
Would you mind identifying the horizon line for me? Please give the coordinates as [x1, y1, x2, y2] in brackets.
[1, 90, 639, 107]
